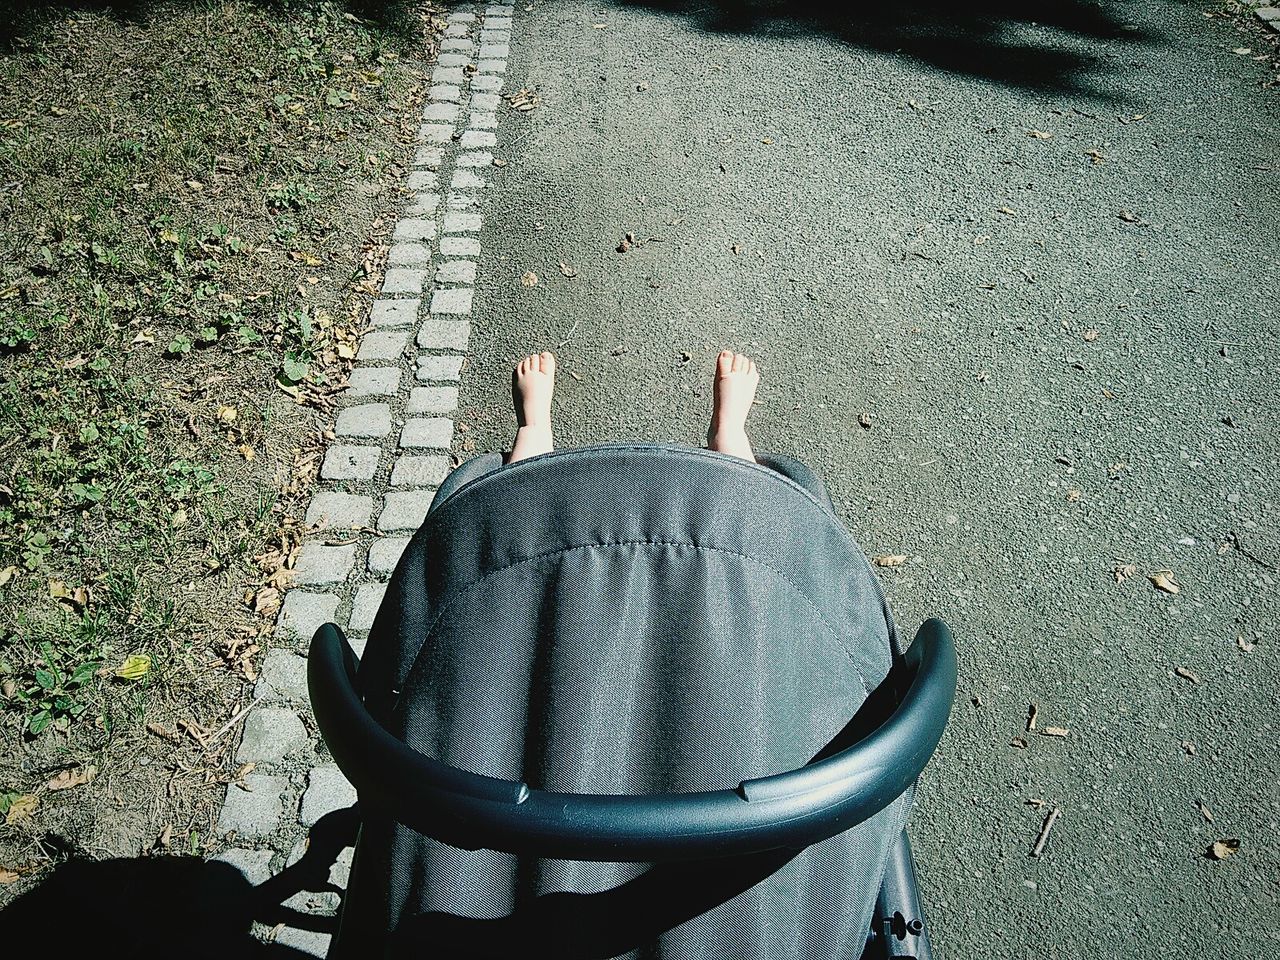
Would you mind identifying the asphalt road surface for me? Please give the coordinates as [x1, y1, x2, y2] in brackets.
[454, 3, 1279, 957]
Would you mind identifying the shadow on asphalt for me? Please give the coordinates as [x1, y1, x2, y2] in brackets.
[0, 0, 422, 53]
[611, 0, 1153, 99]
[0, 806, 359, 959]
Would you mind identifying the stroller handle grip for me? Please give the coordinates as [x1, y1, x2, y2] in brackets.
[308, 619, 956, 862]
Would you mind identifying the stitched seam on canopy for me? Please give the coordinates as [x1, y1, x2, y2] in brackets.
[397, 538, 874, 706]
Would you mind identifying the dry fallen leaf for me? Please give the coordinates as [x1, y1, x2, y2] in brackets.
[1065, 489, 1082, 503]
[1085, 148, 1105, 164]
[5, 794, 37, 825]
[858, 413, 874, 430]
[1182, 740, 1198, 756]
[1149, 570, 1181, 594]
[1113, 562, 1137, 584]
[1028, 129, 1053, 139]
[1174, 665, 1200, 684]
[1026, 702, 1039, 731]
[157, 824, 173, 848]
[1041, 726, 1070, 738]
[0, 867, 19, 884]
[1195, 799, 1214, 823]
[47, 765, 96, 792]
[1208, 838, 1240, 860]
[997, 206, 1017, 216]
[116, 654, 152, 681]
[558, 262, 577, 278]
[520, 271, 538, 287]
[1083, 329, 1099, 342]
[1236, 635, 1255, 653]
[1011, 736, 1028, 749]
[1118, 209, 1141, 224]
[872, 554, 907, 567]
[1231, 47, 1251, 55]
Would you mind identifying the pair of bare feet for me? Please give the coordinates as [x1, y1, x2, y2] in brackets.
[507, 349, 760, 464]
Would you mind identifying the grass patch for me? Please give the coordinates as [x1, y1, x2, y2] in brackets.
[0, 0, 438, 885]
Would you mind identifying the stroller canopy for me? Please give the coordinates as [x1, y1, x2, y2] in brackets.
[340, 444, 916, 959]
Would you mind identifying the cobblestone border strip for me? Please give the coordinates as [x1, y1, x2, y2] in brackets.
[209, 4, 516, 953]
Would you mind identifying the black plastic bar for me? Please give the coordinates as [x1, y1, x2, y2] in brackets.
[308, 619, 956, 863]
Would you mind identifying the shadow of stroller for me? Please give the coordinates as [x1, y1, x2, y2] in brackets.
[0, 807, 361, 959]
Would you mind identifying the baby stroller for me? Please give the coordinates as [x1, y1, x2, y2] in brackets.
[308, 443, 956, 959]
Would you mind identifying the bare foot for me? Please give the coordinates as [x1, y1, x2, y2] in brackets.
[507, 351, 556, 463]
[707, 350, 759, 463]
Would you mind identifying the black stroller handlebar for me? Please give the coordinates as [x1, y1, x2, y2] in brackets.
[308, 618, 956, 862]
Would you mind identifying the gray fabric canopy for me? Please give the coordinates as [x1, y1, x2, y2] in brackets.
[338, 444, 910, 959]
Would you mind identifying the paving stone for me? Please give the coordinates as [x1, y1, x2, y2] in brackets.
[456, 151, 494, 168]
[439, 37, 475, 51]
[444, 22, 468, 37]
[387, 242, 432, 268]
[368, 535, 412, 575]
[321, 445, 380, 481]
[486, 15, 513, 27]
[446, 193, 480, 210]
[450, 169, 486, 190]
[345, 366, 401, 395]
[1257, 7, 1280, 27]
[479, 42, 509, 58]
[412, 145, 444, 168]
[330, 847, 355, 890]
[381, 268, 427, 295]
[284, 890, 342, 915]
[391, 455, 452, 488]
[336, 403, 392, 438]
[236, 707, 309, 763]
[306, 492, 374, 530]
[448, 10, 476, 21]
[213, 848, 275, 886]
[253, 649, 309, 702]
[290, 545, 356, 586]
[430, 288, 474, 315]
[379, 491, 435, 532]
[440, 236, 482, 259]
[477, 59, 507, 74]
[417, 317, 470, 350]
[407, 386, 459, 416]
[274, 927, 332, 958]
[469, 111, 498, 129]
[400, 417, 454, 449]
[369, 300, 419, 329]
[436, 260, 477, 285]
[216, 775, 288, 838]
[406, 191, 441, 216]
[356, 329, 411, 362]
[460, 130, 496, 148]
[430, 83, 462, 102]
[416, 355, 465, 381]
[276, 591, 340, 640]
[394, 218, 438, 242]
[350, 582, 388, 631]
[300, 765, 359, 827]
[419, 122, 454, 144]
[471, 92, 501, 111]
[443, 212, 483, 233]
[436, 53, 473, 67]
[432, 66, 466, 85]
[406, 171, 439, 191]
[422, 103, 459, 126]
[471, 74, 503, 92]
